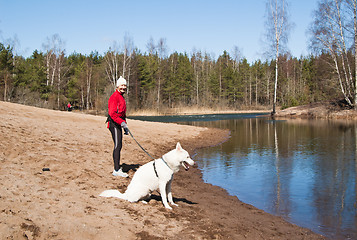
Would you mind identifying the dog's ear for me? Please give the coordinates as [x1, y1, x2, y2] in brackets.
[176, 142, 182, 151]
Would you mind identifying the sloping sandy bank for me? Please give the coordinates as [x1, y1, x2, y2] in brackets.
[0, 101, 324, 239]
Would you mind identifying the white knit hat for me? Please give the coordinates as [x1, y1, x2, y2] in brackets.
[116, 76, 127, 87]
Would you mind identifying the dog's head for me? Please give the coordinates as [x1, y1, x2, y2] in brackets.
[175, 142, 195, 171]
[165, 142, 195, 173]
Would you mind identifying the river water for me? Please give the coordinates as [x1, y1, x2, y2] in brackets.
[129, 113, 357, 239]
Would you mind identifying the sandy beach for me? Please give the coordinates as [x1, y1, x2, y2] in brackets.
[0, 101, 324, 239]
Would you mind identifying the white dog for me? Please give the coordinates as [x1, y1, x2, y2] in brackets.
[100, 142, 195, 210]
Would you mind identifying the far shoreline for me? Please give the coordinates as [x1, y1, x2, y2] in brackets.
[128, 107, 271, 116]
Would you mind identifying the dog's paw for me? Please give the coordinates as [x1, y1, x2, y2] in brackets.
[170, 203, 178, 207]
[141, 200, 148, 204]
[164, 205, 173, 210]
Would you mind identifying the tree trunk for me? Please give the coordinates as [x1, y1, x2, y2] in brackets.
[249, 74, 252, 106]
[256, 74, 258, 106]
[51, 55, 57, 87]
[45, 51, 52, 86]
[157, 75, 161, 111]
[3, 72, 8, 101]
[86, 62, 92, 110]
[273, 51, 279, 114]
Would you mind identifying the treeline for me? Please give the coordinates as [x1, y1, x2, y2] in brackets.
[0, 41, 343, 113]
[2, 0, 356, 114]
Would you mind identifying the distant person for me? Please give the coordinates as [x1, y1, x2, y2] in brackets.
[107, 76, 130, 177]
[67, 103, 72, 111]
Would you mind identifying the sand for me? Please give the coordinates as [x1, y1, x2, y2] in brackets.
[0, 101, 324, 239]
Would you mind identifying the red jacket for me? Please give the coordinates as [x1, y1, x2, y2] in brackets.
[108, 90, 126, 126]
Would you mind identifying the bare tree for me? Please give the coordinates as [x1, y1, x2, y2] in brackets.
[122, 33, 132, 78]
[231, 45, 242, 72]
[232, 46, 243, 104]
[348, 0, 357, 105]
[310, 0, 356, 107]
[191, 49, 203, 105]
[4, 35, 20, 71]
[42, 34, 66, 108]
[105, 36, 135, 96]
[42, 34, 65, 88]
[264, 0, 293, 114]
[122, 33, 134, 98]
[56, 51, 65, 109]
[104, 42, 121, 90]
[157, 38, 167, 110]
[85, 56, 94, 110]
[146, 37, 156, 55]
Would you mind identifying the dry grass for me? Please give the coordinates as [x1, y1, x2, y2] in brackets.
[129, 106, 271, 116]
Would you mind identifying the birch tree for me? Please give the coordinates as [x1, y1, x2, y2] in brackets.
[42, 34, 66, 108]
[232, 46, 242, 73]
[349, 0, 357, 106]
[122, 33, 134, 97]
[191, 49, 203, 105]
[56, 51, 65, 109]
[42, 34, 65, 88]
[146, 37, 156, 55]
[104, 42, 121, 90]
[264, 0, 292, 114]
[105, 36, 134, 94]
[231, 46, 243, 104]
[351, 0, 357, 106]
[157, 38, 167, 110]
[85, 55, 94, 110]
[310, 0, 356, 107]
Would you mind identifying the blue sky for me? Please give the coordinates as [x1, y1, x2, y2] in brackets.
[0, 0, 318, 63]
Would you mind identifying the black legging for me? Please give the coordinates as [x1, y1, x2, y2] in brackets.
[108, 121, 123, 171]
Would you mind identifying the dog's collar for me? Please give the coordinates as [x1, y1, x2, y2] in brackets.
[153, 156, 172, 178]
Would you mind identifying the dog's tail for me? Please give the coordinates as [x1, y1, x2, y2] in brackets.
[99, 190, 126, 200]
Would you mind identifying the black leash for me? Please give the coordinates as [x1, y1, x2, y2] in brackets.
[127, 127, 155, 160]
[127, 127, 172, 178]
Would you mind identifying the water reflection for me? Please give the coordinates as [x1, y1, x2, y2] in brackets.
[192, 118, 357, 239]
[129, 114, 357, 239]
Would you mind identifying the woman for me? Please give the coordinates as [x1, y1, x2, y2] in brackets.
[107, 76, 130, 177]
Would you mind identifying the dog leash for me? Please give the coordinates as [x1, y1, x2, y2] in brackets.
[127, 127, 155, 160]
[127, 127, 172, 178]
